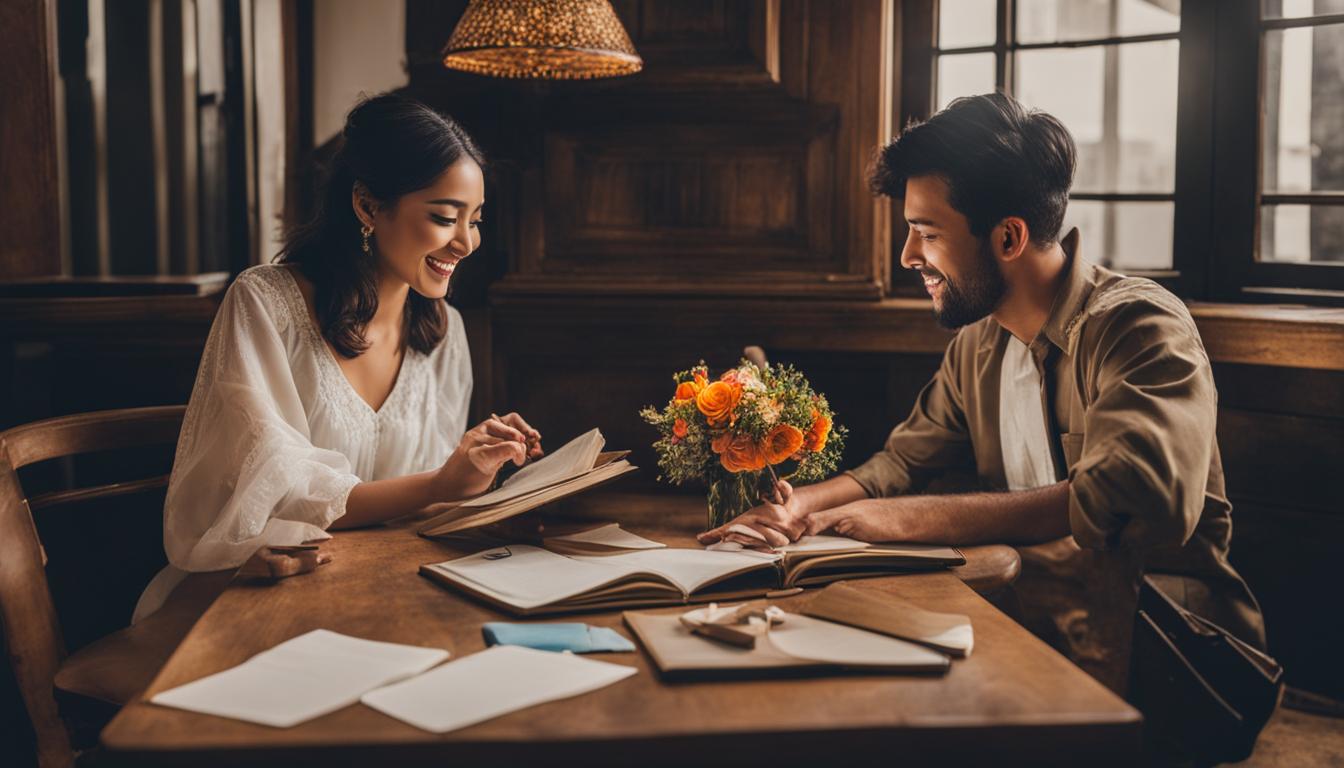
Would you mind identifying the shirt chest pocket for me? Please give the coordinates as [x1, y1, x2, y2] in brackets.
[1060, 432, 1086, 468]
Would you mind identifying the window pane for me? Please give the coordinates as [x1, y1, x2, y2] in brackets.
[1063, 200, 1174, 269]
[1017, 0, 1179, 44]
[1015, 40, 1178, 193]
[1262, 0, 1344, 19]
[936, 53, 995, 112]
[1261, 24, 1344, 193]
[1260, 205, 1344, 263]
[938, 0, 997, 49]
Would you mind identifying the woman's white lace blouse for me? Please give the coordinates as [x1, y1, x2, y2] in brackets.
[133, 264, 471, 621]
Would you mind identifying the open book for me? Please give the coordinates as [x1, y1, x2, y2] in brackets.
[624, 608, 951, 679]
[419, 536, 964, 616]
[418, 428, 636, 538]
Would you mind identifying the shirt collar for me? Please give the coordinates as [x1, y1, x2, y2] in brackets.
[1037, 227, 1092, 353]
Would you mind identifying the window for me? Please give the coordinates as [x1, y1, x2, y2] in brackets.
[902, 0, 1344, 303]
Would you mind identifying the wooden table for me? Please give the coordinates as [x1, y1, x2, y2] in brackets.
[100, 494, 1141, 766]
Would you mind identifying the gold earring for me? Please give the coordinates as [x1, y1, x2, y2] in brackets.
[361, 224, 373, 254]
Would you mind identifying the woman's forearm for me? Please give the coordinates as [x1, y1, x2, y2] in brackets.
[333, 470, 445, 529]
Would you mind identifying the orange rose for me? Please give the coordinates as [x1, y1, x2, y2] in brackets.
[804, 410, 832, 453]
[710, 432, 731, 456]
[674, 381, 698, 403]
[719, 433, 766, 473]
[672, 418, 688, 438]
[762, 424, 805, 465]
[674, 373, 711, 403]
[696, 381, 742, 427]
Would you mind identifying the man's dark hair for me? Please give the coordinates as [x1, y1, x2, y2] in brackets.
[871, 92, 1076, 246]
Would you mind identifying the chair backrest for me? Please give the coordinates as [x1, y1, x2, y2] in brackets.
[0, 406, 185, 768]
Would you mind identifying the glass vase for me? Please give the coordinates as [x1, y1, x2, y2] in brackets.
[706, 472, 759, 531]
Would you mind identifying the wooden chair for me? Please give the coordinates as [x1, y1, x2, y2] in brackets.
[0, 406, 208, 768]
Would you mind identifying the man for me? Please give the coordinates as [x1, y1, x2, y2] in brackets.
[698, 93, 1265, 653]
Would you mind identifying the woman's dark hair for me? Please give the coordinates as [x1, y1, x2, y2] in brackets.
[278, 92, 484, 358]
[870, 92, 1075, 246]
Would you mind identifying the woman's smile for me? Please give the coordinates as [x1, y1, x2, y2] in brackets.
[425, 254, 459, 279]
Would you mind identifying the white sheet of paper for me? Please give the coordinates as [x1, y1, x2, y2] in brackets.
[149, 629, 449, 727]
[767, 614, 950, 667]
[360, 645, 637, 733]
[460, 428, 604, 509]
[547, 523, 665, 550]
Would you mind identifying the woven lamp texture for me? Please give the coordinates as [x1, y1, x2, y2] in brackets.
[443, 0, 642, 79]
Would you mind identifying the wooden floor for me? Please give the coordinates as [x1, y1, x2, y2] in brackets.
[1234, 706, 1344, 768]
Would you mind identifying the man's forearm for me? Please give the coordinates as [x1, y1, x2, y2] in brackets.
[793, 474, 869, 516]
[869, 480, 1071, 545]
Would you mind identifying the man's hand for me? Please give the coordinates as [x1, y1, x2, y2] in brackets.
[803, 499, 907, 542]
[696, 480, 803, 547]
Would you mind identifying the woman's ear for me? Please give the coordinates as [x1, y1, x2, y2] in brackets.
[351, 182, 378, 228]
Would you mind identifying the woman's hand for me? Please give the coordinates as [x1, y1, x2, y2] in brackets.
[238, 544, 332, 580]
[696, 479, 803, 548]
[435, 412, 544, 499]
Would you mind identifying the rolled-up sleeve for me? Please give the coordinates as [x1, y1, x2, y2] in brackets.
[1068, 295, 1215, 551]
[846, 331, 975, 497]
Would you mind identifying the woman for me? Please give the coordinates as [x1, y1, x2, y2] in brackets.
[134, 93, 541, 621]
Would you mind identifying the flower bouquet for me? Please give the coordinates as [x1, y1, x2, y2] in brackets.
[640, 360, 847, 530]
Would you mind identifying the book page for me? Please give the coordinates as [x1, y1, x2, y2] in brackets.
[361, 645, 636, 734]
[766, 614, 950, 668]
[149, 629, 449, 727]
[775, 535, 871, 554]
[458, 428, 605, 509]
[431, 545, 640, 610]
[571, 548, 780, 594]
[544, 523, 666, 551]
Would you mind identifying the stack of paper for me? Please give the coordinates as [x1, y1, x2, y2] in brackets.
[149, 629, 449, 727]
[361, 645, 636, 733]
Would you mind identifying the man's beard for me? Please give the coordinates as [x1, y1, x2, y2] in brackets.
[931, 237, 1007, 329]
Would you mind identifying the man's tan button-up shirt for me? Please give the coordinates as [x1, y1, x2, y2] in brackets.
[847, 229, 1265, 647]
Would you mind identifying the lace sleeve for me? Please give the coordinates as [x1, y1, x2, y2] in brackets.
[162, 269, 360, 571]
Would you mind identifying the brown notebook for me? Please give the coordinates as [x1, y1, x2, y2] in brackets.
[419, 428, 637, 538]
[623, 608, 951, 679]
[801, 581, 974, 657]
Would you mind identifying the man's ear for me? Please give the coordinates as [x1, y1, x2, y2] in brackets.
[351, 182, 378, 228]
[993, 217, 1031, 263]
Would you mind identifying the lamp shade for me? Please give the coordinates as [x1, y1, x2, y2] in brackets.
[442, 0, 643, 80]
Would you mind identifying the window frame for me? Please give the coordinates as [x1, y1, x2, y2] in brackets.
[1212, 4, 1344, 302]
[897, 0, 1344, 304]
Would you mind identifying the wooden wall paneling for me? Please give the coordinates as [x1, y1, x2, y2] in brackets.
[0, 0, 63, 279]
[164, 0, 201, 275]
[610, 0, 777, 86]
[1228, 501, 1344, 698]
[1216, 408, 1343, 514]
[104, 0, 169, 275]
[488, 1, 891, 301]
[57, 0, 112, 277]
